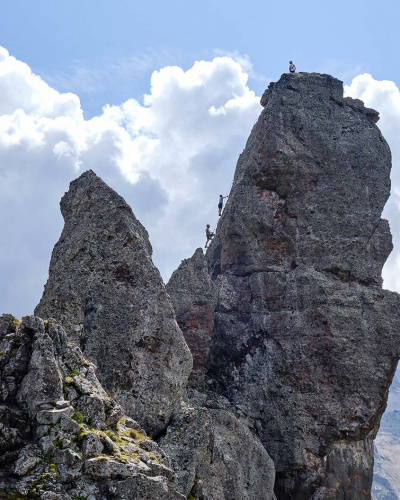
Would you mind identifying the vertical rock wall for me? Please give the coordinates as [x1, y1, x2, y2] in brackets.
[167, 248, 216, 388]
[169, 73, 400, 499]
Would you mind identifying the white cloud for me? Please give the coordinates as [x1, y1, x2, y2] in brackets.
[345, 74, 400, 293]
[2, 47, 399, 321]
[0, 47, 261, 318]
[42, 48, 180, 96]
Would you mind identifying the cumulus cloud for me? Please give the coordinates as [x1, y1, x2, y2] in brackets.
[0, 46, 260, 317]
[345, 74, 400, 293]
[2, 46, 400, 320]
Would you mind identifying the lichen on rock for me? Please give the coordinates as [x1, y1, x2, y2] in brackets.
[0, 314, 183, 499]
[35, 170, 192, 438]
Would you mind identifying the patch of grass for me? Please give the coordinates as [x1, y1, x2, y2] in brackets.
[115, 451, 140, 463]
[42, 454, 54, 464]
[118, 427, 147, 442]
[105, 430, 125, 446]
[52, 439, 65, 449]
[77, 427, 90, 441]
[72, 408, 84, 424]
[49, 463, 60, 478]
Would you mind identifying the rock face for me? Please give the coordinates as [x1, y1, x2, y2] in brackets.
[35, 170, 192, 437]
[160, 391, 276, 500]
[0, 314, 183, 499]
[3, 71, 398, 499]
[167, 248, 216, 388]
[168, 73, 400, 498]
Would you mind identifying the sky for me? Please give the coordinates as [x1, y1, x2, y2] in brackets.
[1, 0, 400, 318]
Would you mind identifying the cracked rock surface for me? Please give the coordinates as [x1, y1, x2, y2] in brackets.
[35, 170, 192, 438]
[168, 72, 400, 499]
[0, 314, 183, 499]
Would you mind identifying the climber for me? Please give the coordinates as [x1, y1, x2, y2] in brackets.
[289, 61, 296, 73]
[205, 224, 215, 248]
[218, 194, 228, 216]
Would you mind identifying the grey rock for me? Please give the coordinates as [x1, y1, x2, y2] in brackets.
[102, 435, 119, 454]
[0, 315, 182, 498]
[16, 316, 64, 414]
[206, 73, 400, 498]
[160, 403, 276, 499]
[167, 248, 217, 388]
[35, 170, 192, 437]
[11, 445, 42, 476]
[168, 73, 400, 498]
[40, 493, 69, 500]
[36, 406, 74, 425]
[60, 414, 81, 433]
[39, 436, 56, 455]
[82, 433, 104, 457]
[53, 447, 81, 466]
[108, 476, 186, 500]
[55, 399, 70, 409]
[84, 456, 151, 479]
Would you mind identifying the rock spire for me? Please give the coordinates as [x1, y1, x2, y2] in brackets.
[168, 72, 400, 498]
[35, 170, 192, 438]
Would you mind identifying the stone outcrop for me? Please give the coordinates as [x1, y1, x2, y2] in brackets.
[0, 314, 183, 499]
[167, 248, 217, 388]
[168, 73, 400, 498]
[160, 391, 276, 499]
[2, 71, 398, 499]
[35, 170, 192, 438]
[30, 171, 275, 499]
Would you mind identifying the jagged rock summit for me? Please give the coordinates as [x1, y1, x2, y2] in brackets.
[31, 169, 275, 499]
[35, 170, 192, 438]
[2, 71, 399, 500]
[168, 72, 400, 499]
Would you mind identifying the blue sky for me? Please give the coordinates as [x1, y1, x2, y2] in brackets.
[2, 0, 399, 117]
[1, 0, 400, 318]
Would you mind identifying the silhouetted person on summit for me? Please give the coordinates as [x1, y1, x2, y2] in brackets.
[289, 61, 296, 73]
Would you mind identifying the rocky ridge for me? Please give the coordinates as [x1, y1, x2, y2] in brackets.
[1, 71, 398, 499]
[1, 170, 275, 499]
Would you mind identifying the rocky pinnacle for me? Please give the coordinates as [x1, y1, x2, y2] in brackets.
[169, 73, 400, 498]
[35, 170, 192, 438]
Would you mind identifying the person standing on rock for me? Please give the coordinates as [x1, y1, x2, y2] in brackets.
[289, 61, 296, 73]
[205, 224, 215, 248]
[218, 194, 228, 216]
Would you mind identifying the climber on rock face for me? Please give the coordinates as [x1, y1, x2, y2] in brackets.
[205, 224, 215, 248]
[289, 61, 296, 73]
[218, 194, 228, 216]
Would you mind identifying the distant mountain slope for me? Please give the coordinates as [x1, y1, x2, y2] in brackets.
[373, 368, 400, 499]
